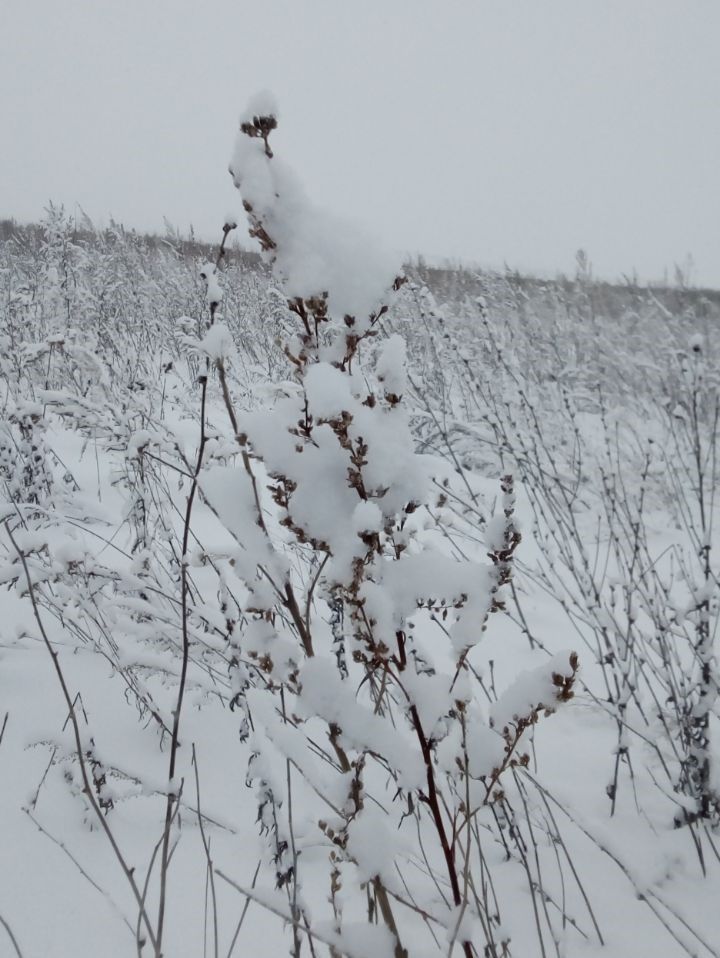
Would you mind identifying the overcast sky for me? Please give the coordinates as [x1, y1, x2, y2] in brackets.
[2, 1, 719, 286]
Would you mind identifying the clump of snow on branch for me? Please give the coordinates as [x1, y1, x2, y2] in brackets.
[229, 94, 399, 322]
[491, 652, 579, 734]
[199, 321, 234, 362]
[374, 334, 407, 397]
[200, 261, 223, 307]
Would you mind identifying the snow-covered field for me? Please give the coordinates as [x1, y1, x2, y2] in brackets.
[1, 101, 719, 958]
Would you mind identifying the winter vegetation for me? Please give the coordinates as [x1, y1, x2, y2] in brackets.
[2, 97, 720, 958]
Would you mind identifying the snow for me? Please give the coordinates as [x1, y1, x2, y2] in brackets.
[320, 922, 396, 958]
[239, 88, 279, 125]
[490, 651, 578, 734]
[304, 361, 355, 419]
[223, 210, 238, 231]
[352, 500, 383, 534]
[298, 657, 425, 788]
[200, 261, 223, 306]
[199, 320, 234, 362]
[2, 115, 720, 958]
[230, 94, 400, 321]
[375, 333, 407, 396]
[436, 718, 506, 780]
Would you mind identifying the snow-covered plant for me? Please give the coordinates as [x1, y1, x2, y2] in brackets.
[1, 403, 54, 509]
[199, 94, 581, 958]
[446, 303, 720, 834]
[659, 339, 720, 824]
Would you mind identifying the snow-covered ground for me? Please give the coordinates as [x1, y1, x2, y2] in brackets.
[1, 104, 719, 958]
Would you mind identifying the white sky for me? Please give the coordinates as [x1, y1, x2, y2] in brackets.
[2, 0, 719, 286]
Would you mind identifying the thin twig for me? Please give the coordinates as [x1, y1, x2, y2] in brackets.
[192, 744, 219, 958]
[0, 912, 23, 958]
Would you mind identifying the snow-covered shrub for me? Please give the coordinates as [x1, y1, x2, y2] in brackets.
[200, 95, 581, 958]
[428, 295, 720, 834]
